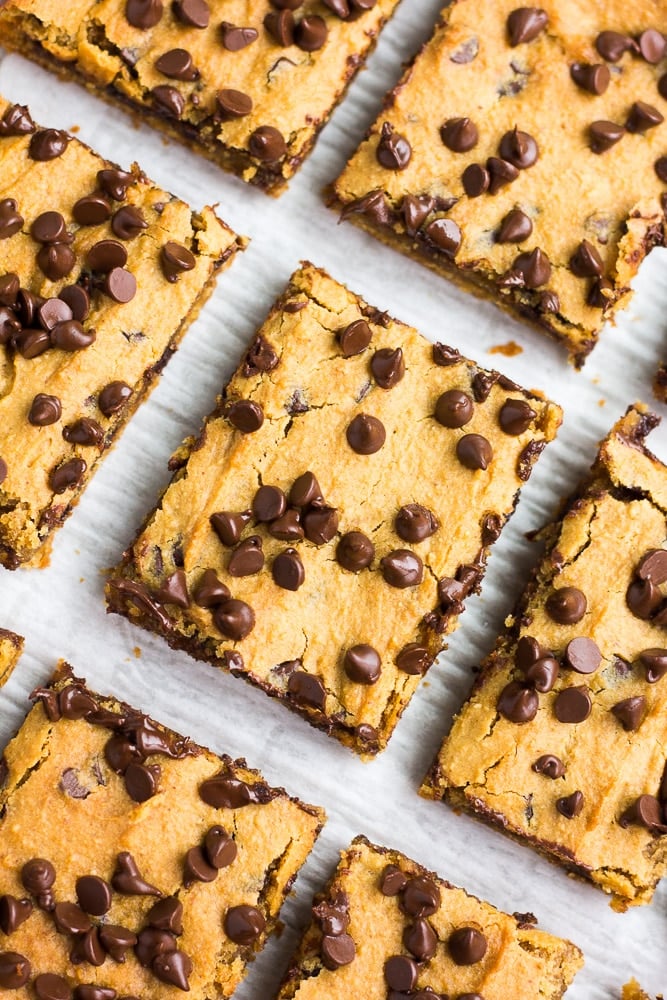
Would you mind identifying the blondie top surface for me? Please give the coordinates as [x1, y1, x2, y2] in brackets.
[423, 405, 667, 908]
[276, 835, 583, 1000]
[0, 662, 324, 998]
[333, 0, 667, 366]
[0, 0, 401, 194]
[107, 262, 561, 757]
[0, 97, 240, 570]
[0, 628, 23, 688]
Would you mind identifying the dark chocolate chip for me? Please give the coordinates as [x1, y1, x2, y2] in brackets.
[87, 239, 127, 272]
[147, 897, 184, 933]
[105, 267, 137, 303]
[395, 503, 438, 543]
[0, 273, 19, 308]
[228, 399, 264, 433]
[0, 952, 31, 989]
[29, 393, 62, 426]
[289, 471, 323, 507]
[626, 101, 664, 133]
[462, 163, 490, 197]
[0, 895, 32, 935]
[425, 217, 462, 257]
[545, 586, 587, 624]
[499, 398, 535, 435]
[34, 973, 72, 1000]
[124, 762, 160, 802]
[384, 955, 418, 991]
[379, 865, 407, 895]
[229, 536, 265, 577]
[272, 547, 305, 590]
[620, 794, 667, 832]
[63, 418, 103, 447]
[217, 89, 253, 119]
[395, 643, 432, 675]
[497, 681, 538, 723]
[221, 22, 258, 49]
[73, 193, 112, 226]
[440, 116, 478, 152]
[99, 381, 132, 417]
[512, 247, 551, 287]
[210, 510, 251, 547]
[499, 127, 539, 168]
[125, 0, 163, 27]
[287, 670, 327, 709]
[346, 413, 386, 454]
[269, 508, 304, 541]
[54, 901, 92, 935]
[456, 433, 493, 470]
[564, 637, 601, 674]
[160, 241, 196, 281]
[403, 916, 437, 961]
[112, 205, 148, 240]
[570, 62, 610, 95]
[507, 7, 548, 45]
[253, 484, 287, 522]
[204, 826, 238, 869]
[336, 531, 374, 571]
[486, 156, 519, 194]
[39, 297, 73, 329]
[338, 319, 372, 356]
[524, 655, 559, 693]
[264, 9, 294, 44]
[174, 0, 210, 27]
[532, 753, 565, 778]
[72, 986, 114, 1000]
[435, 389, 473, 428]
[321, 933, 356, 970]
[655, 156, 667, 183]
[51, 320, 95, 352]
[29, 129, 70, 161]
[638, 548, 667, 583]
[152, 950, 193, 991]
[556, 790, 584, 819]
[589, 120, 624, 153]
[49, 457, 86, 493]
[213, 599, 255, 640]
[294, 15, 328, 50]
[497, 208, 532, 243]
[380, 549, 423, 588]
[639, 648, 667, 683]
[376, 122, 412, 170]
[184, 845, 218, 886]
[76, 875, 112, 916]
[569, 239, 604, 278]
[193, 570, 230, 609]
[111, 852, 161, 895]
[98, 924, 137, 961]
[0, 104, 35, 137]
[595, 30, 635, 62]
[611, 696, 646, 732]
[97, 168, 134, 201]
[248, 126, 287, 162]
[303, 505, 339, 545]
[371, 347, 404, 388]
[224, 905, 266, 945]
[554, 685, 592, 723]
[135, 926, 176, 966]
[155, 48, 198, 80]
[627, 577, 662, 619]
[448, 926, 487, 965]
[344, 644, 381, 684]
[37, 243, 76, 281]
[402, 193, 435, 235]
[0, 199, 23, 240]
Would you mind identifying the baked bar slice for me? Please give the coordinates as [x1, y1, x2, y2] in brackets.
[0, 0, 402, 195]
[423, 404, 667, 908]
[0, 97, 242, 569]
[275, 835, 583, 1000]
[623, 982, 664, 1000]
[0, 662, 324, 997]
[333, 0, 667, 366]
[106, 262, 561, 756]
[0, 628, 23, 687]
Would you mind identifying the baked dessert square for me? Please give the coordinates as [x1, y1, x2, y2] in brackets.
[275, 835, 583, 1000]
[422, 404, 667, 907]
[0, 0, 402, 195]
[106, 262, 561, 756]
[333, 0, 667, 366]
[0, 97, 242, 569]
[0, 661, 324, 997]
[0, 628, 23, 688]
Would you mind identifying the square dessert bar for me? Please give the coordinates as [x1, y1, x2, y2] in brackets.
[275, 836, 583, 1000]
[0, 628, 23, 688]
[107, 262, 561, 756]
[0, 0, 402, 195]
[0, 662, 324, 997]
[0, 98, 241, 569]
[333, 0, 667, 366]
[423, 405, 667, 907]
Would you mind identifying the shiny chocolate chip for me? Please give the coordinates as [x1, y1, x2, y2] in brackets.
[376, 122, 412, 170]
[448, 926, 487, 965]
[589, 120, 624, 154]
[395, 643, 432, 675]
[63, 418, 103, 446]
[338, 319, 372, 356]
[29, 393, 62, 426]
[499, 398, 535, 435]
[294, 15, 328, 51]
[384, 954, 418, 991]
[54, 901, 92, 935]
[456, 433, 493, 470]
[371, 347, 404, 388]
[532, 753, 565, 778]
[97, 168, 134, 201]
[639, 648, 667, 683]
[0, 104, 35, 136]
[556, 790, 584, 819]
[272, 548, 305, 590]
[512, 247, 551, 287]
[248, 126, 287, 162]
[39, 297, 72, 330]
[499, 127, 538, 169]
[545, 586, 587, 624]
[554, 685, 591, 723]
[29, 129, 70, 161]
[193, 569, 230, 608]
[160, 241, 195, 281]
[37, 243, 76, 281]
[217, 89, 253, 119]
[264, 9, 294, 44]
[0, 952, 31, 989]
[380, 549, 423, 588]
[611, 696, 646, 732]
[497, 208, 533, 243]
[507, 7, 548, 45]
[184, 845, 218, 886]
[344, 644, 381, 684]
[147, 896, 184, 933]
[224, 905, 266, 945]
[73, 192, 112, 226]
[59, 285, 90, 321]
[626, 101, 664, 134]
[34, 973, 71, 1000]
[99, 381, 132, 417]
[287, 670, 327, 709]
[269, 508, 304, 541]
[21, 858, 56, 896]
[563, 637, 601, 674]
[497, 681, 538, 723]
[213, 599, 255, 640]
[210, 510, 251, 546]
[49, 458, 86, 493]
[112, 851, 161, 896]
[112, 205, 148, 240]
[425, 217, 462, 257]
[0, 896, 32, 935]
[289, 471, 323, 507]
[124, 762, 160, 802]
[569, 239, 604, 278]
[205, 826, 238, 868]
[155, 48, 198, 80]
[336, 531, 374, 571]
[435, 389, 473, 428]
[595, 30, 635, 61]
[402, 875, 441, 916]
[98, 924, 137, 962]
[51, 320, 95, 352]
[620, 794, 666, 832]
[440, 116, 478, 152]
[462, 162, 490, 197]
[524, 655, 559, 693]
[253, 484, 287, 522]
[303, 505, 338, 545]
[228, 536, 264, 577]
[321, 933, 356, 969]
[570, 62, 610, 95]
[0, 200, 23, 241]
[379, 865, 407, 895]
[395, 503, 438, 542]
[346, 413, 386, 454]
[404, 916, 437, 961]
[152, 950, 193, 990]
[228, 399, 264, 433]
[174, 0, 209, 27]
[76, 875, 112, 916]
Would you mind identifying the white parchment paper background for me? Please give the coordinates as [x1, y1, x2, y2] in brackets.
[0, 1, 665, 995]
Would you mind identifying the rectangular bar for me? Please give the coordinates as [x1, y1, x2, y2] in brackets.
[423, 405, 667, 907]
[107, 262, 561, 755]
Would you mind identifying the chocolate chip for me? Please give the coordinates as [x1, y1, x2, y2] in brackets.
[456, 433, 492, 470]
[147, 897, 184, 933]
[99, 924, 137, 961]
[54, 901, 92, 935]
[639, 648, 667, 683]
[499, 398, 535, 435]
[289, 471, 323, 507]
[376, 122, 412, 170]
[135, 926, 176, 965]
[72, 987, 114, 1000]
[184, 845, 218, 886]
[97, 168, 134, 201]
[303, 505, 339, 544]
[611, 696, 646, 732]
[49, 457, 86, 493]
[512, 246, 551, 287]
[28, 393, 62, 426]
[626, 100, 664, 134]
[620, 794, 667, 832]
[346, 413, 386, 454]
[0, 200, 23, 240]
[217, 89, 253, 119]
[564, 637, 601, 674]
[34, 973, 71, 1000]
[191, 570, 229, 609]
[384, 955, 418, 990]
[434, 389, 473, 428]
[545, 586, 587, 624]
[524, 655, 559, 692]
[440, 116, 478, 152]
[371, 347, 404, 388]
[570, 239, 604, 278]
[21, 858, 55, 900]
[554, 685, 592, 723]
[380, 549, 423, 588]
[99, 381, 132, 417]
[595, 30, 635, 62]
[38, 243, 76, 281]
[153, 950, 193, 991]
[228, 399, 264, 433]
[497, 208, 532, 243]
[264, 9, 294, 44]
[72, 192, 111, 226]
[0, 952, 31, 989]
[295, 15, 328, 50]
[395, 643, 432, 675]
[449, 926, 487, 965]
[287, 670, 327, 709]
[248, 126, 287, 162]
[556, 790, 584, 819]
[124, 761, 160, 801]
[112, 204, 148, 240]
[253, 484, 287, 522]
[379, 864, 407, 896]
[336, 531, 374, 571]
[0, 274, 19, 308]
[272, 547, 305, 590]
[126, 0, 163, 27]
[39, 297, 72, 329]
[0, 104, 35, 136]
[211, 510, 251, 546]
[29, 129, 70, 161]
[51, 320, 95, 352]
[213, 599, 255, 640]
[155, 47, 198, 80]
[204, 826, 238, 868]
[321, 933, 356, 969]
[402, 193, 434, 235]
[224, 904, 266, 945]
[59, 285, 90, 321]
[221, 21, 258, 49]
[655, 156, 667, 183]
[516, 638, 543, 673]
[0, 895, 32, 935]
[160, 241, 196, 281]
[338, 319, 372, 356]
[627, 577, 662, 619]
[499, 127, 538, 169]
[497, 681, 538, 722]
[404, 916, 437, 961]
[76, 875, 112, 916]
[486, 156, 519, 194]
[462, 163, 490, 197]
[570, 62, 610, 95]
[589, 120, 624, 153]
[105, 267, 137, 305]
[63, 418, 103, 446]
[269, 508, 304, 541]
[424, 217, 462, 257]
[111, 851, 161, 895]
[343, 644, 381, 684]
[395, 503, 438, 543]
[532, 753, 565, 778]
[638, 28, 666, 63]
[87, 239, 127, 272]
[507, 7, 548, 45]
[174, 0, 209, 27]
[229, 536, 264, 576]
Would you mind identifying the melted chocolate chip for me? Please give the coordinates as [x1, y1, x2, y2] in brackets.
[380, 549, 423, 588]
[29, 393, 62, 426]
[344, 644, 381, 684]
[99, 381, 132, 417]
[0, 200, 23, 241]
[193, 570, 230, 608]
[511, 247, 551, 287]
[29, 129, 70, 161]
[532, 753, 565, 778]
[371, 347, 405, 388]
[287, 670, 327, 709]
[63, 418, 103, 447]
[97, 168, 134, 201]
[556, 790, 584, 819]
[395, 503, 439, 542]
[49, 458, 86, 493]
[379, 865, 408, 895]
[402, 875, 441, 916]
[213, 599, 255, 640]
[376, 122, 412, 170]
[499, 398, 536, 435]
[204, 826, 237, 869]
[395, 643, 432, 675]
[404, 916, 437, 961]
[0, 104, 35, 137]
